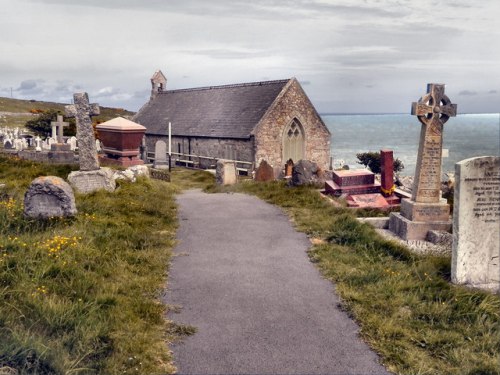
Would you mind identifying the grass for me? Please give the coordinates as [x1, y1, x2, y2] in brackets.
[0, 96, 135, 129]
[0, 157, 213, 374]
[216, 180, 500, 375]
[1, 161, 498, 374]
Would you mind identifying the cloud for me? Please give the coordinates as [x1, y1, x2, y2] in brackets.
[459, 90, 478, 96]
[488, 90, 497, 94]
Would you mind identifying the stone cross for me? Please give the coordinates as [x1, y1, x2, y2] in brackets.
[65, 93, 100, 171]
[411, 83, 457, 203]
[51, 115, 69, 143]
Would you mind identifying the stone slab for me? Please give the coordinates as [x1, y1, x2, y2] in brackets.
[325, 180, 381, 196]
[400, 198, 450, 222]
[452, 156, 500, 292]
[333, 169, 375, 187]
[24, 176, 77, 219]
[68, 168, 116, 194]
[347, 193, 389, 209]
[388, 212, 451, 241]
[357, 217, 390, 229]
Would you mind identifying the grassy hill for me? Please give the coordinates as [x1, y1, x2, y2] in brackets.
[0, 96, 135, 129]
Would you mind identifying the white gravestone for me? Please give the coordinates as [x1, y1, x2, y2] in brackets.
[452, 156, 500, 292]
[216, 159, 237, 186]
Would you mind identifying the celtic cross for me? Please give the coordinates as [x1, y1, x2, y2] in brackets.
[411, 83, 457, 203]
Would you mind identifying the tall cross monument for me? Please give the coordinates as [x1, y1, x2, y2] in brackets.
[65, 93, 100, 171]
[389, 83, 457, 241]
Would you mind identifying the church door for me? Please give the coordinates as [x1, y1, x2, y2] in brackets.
[283, 119, 305, 163]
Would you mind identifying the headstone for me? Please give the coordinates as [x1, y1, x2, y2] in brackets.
[380, 149, 395, 197]
[51, 115, 69, 143]
[24, 176, 77, 219]
[452, 156, 500, 292]
[95, 139, 101, 152]
[285, 159, 294, 178]
[216, 159, 237, 185]
[35, 136, 42, 152]
[68, 136, 77, 151]
[14, 139, 23, 151]
[255, 160, 274, 182]
[153, 140, 168, 169]
[389, 83, 456, 240]
[3, 139, 12, 149]
[67, 168, 116, 194]
[65, 92, 100, 171]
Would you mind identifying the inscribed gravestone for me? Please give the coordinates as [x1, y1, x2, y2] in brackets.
[389, 83, 456, 240]
[65, 93, 100, 171]
[24, 176, 77, 219]
[452, 156, 500, 292]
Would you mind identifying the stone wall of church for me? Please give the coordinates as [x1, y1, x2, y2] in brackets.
[253, 79, 331, 170]
[145, 134, 254, 169]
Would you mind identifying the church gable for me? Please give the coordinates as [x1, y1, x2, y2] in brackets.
[253, 78, 331, 169]
[134, 79, 290, 139]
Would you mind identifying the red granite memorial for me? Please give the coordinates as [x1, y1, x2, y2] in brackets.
[96, 117, 146, 167]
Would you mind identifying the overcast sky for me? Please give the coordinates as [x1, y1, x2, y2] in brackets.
[1, 0, 499, 113]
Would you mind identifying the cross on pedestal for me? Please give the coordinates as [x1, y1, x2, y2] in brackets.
[51, 115, 69, 143]
[65, 93, 100, 171]
[411, 83, 457, 203]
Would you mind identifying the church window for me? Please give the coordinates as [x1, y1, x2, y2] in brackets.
[283, 119, 305, 163]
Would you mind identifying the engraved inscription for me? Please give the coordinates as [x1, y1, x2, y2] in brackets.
[469, 173, 500, 224]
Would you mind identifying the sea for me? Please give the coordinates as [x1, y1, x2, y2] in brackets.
[321, 113, 500, 177]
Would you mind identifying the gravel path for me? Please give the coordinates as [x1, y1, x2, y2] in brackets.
[165, 190, 390, 375]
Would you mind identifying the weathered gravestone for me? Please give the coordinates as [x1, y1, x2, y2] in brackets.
[452, 156, 500, 292]
[255, 159, 274, 182]
[285, 159, 294, 178]
[154, 140, 169, 169]
[216, 159, 237, 186]
[65, 93, 115, 194]
[24, 176, 77, 219]
[380, 149, 394, 197]
[389, 83, 456, 240]
[51, 115, 69, 143]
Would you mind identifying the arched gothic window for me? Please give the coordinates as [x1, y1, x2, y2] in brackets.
[283, 119, 305, 163]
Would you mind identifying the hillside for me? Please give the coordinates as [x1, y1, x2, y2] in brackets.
[0, 96, 135, 129]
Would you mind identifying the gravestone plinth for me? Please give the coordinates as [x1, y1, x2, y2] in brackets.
[325, 170, 380, 196]
[389, 83, 456, 240]
[24, 176, 77, 219]
[452, 156, 500, 292]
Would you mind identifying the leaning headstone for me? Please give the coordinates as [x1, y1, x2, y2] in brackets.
[24, 176, 77, 219]
[153, 140, 168, 169]
[65, 92, 100, 171]
[65, 92, 115, 194]
[452, 156, 500, 292]
[389, 83, 456, 240]
[255, 160, 274, 182]
[216, 159, 237, 185]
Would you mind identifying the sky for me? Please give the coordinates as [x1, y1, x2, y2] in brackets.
[1, 0, 499, 114]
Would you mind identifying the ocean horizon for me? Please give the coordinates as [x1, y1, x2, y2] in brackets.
[321, 113, 500, 177]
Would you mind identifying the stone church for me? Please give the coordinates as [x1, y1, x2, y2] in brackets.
[134, 70, 331, 171]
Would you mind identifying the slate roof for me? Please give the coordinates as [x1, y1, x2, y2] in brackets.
[134, 79, 290, 139]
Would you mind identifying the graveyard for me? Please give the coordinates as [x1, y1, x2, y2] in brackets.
[0, 90, 499, 374]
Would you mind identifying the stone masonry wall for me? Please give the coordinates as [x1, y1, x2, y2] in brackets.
[253, 79, 331, 170]
[146, 135, 254, 169]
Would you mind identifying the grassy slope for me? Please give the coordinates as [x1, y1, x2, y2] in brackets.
[0, 157, 213, 374]
[0, 96, 135, 129]
[217, 180, 500, 375]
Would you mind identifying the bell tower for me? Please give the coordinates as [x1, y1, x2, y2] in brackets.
[150, 70, 167, 100]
